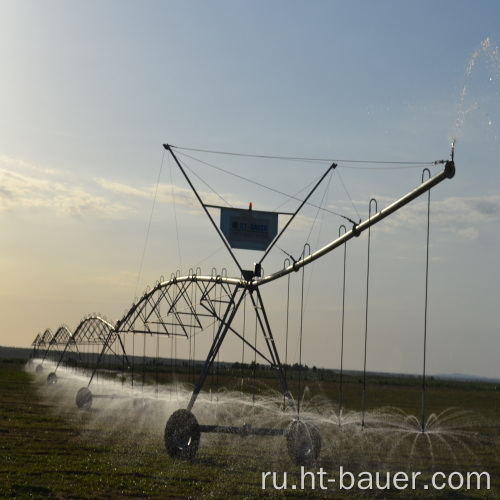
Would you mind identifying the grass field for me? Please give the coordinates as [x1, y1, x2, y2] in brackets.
[0, 359, 498, 499]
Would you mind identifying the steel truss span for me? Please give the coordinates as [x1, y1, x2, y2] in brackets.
[30, 157, 455, 466]
[43, 316, 122, 387]
[115, 274, 243, 338]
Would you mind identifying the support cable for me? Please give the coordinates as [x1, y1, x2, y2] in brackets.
[284, 258, 291, 411]
[241, 294, 246, 382]
[164, 145, 243, 275]
[216, 283, 221, 403]
[170, 327, 174, 401]
[180, 157, 233, 208]
[336, 168, 361, 222]
[132, 334, 135, 390]
[362, 199, 377, 430]
[297, 244, 309, 418]
[142, 334, 146, 391]
[169, 154, 183, 274]
[134, 149, 165, 298]
[175, 149, 356, 223]
[210, 285, 216, 401]
[421, 168, 432, 433]
[252, 301, 258, 406]
[339, 225, 347, 426]
[193, 275, 198, 386]
[170, 145, 443, 167]
[155, 326, 160, 397]
[259, 165, 336, 266]
[303, 171, 333, 311]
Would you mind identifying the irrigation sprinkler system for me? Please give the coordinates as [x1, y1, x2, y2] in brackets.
[30, 143, 456, 465]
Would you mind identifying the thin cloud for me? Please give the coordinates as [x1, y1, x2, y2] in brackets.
[379, 194, 500, 241]
[0, 154, 239, 217]
[0, 154, 61, 177]
[95, 177, 243, 214]
[0, 165, 126, 216]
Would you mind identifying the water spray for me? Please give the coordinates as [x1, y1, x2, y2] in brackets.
[31, 144, 456, 466]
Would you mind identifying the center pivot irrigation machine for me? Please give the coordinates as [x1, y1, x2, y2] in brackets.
[35, 142, 456, 466]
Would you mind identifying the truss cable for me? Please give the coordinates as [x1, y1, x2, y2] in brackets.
[304, 168, 333, 248]
[339, 225, 348, 427]
[179, 156, 233, 208]
[421, 169, 432, 433]
[156, 299, 161, 397]
[131, 334, 135, 390]
[272, 176, 318, 213]
[171, 145, 441, 167]
[188, 283, 193, 385]
[284, 259, 291, 411]
[193, 245, 225, 270]
[176, 149, 355, 222]
[297, 247, 307, 419]
[216, 285, 221, 404]
[170, 329, 174, 401]
[210, 285, 216, 401]
[134, 149, 165, 299]
[142, 334, 147, 390]
[121, 336, 125, 388]
[175, 335, 178, 399]
[241, 294, 246, 382]
[155, 331, 160, 398]
[193, 280, 198, 386]
[169, 154, 183, 275]
[336, 168, 361, 222]
[252, 304, 258, 406]
[303, 172, 333, 310]
[362, 199, 377, 430]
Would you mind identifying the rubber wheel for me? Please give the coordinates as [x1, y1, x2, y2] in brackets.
[47, 372, 58, 385]
[35, 364, 43, 374]
[164, 409, 200, 460]
[76, 387, 93, 410]
[286, 419, 321, 466]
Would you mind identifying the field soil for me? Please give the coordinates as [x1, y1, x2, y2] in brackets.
[0, 360, 499, 499]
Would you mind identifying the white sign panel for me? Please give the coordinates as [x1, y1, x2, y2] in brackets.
[220, 208, 278, 251]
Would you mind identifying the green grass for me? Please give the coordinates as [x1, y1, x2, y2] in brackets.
[0, 360, 498, 499]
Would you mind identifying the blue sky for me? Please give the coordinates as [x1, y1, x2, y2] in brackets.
[1, 1, 499, 379]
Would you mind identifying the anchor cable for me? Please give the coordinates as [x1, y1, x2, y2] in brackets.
[178, 155, 233, 208]
[335, 168, 361, 222]
[170, 145, 443, 167]
[339, 225, 347, 426]
[421, 169, 432, 432]
[134, 149, 165, 299]
[174, 149, 358, 223]
[284, 263, 291, 411]
[297, 250, 307, 418]
[169, 154, 183, 275]
[362, 199, 377, 430]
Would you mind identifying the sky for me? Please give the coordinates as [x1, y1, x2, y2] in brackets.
[1, 0, 499, 380]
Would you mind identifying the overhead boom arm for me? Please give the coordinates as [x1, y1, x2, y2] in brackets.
[254, 160, 455, 287]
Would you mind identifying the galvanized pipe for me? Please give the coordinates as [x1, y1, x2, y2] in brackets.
[254, 161, 455, 287]
[199, 424, 286, 436]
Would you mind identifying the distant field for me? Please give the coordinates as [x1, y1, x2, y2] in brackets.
[0, 360, 498, 499]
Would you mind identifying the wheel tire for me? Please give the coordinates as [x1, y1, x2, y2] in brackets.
[76, 387, 93, 410]
[47, 372, 58, 385]
[35, 364, 43, 374]
[286, 419, 321, 466]
[164, 409, 200, 460]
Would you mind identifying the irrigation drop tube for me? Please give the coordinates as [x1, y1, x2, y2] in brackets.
[159, 146, 455, 464]
[31, 144, 455, 466]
